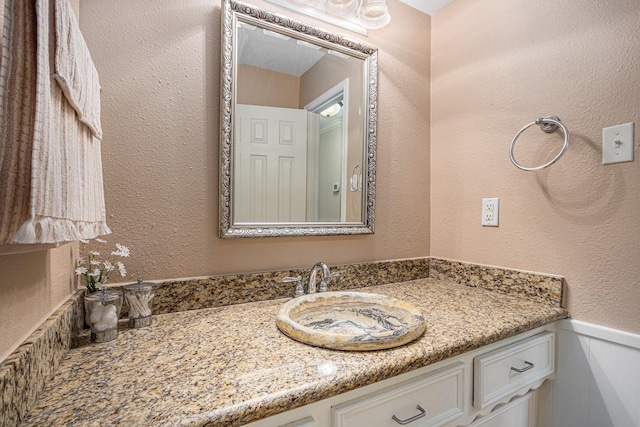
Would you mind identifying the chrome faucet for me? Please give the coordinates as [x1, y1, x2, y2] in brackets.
[307, 261, 331, 294]
[284, 262, 332, 297]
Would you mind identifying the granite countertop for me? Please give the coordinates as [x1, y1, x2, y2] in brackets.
[21, 278, 568, 426]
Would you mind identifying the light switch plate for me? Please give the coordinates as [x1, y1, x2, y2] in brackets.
[603, 122, 634, 164]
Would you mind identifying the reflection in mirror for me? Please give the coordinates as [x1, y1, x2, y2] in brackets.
[220, 0, 378, 238]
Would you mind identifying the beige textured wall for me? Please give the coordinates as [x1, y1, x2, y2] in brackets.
[0, 0, 81, 363]
[0, 243, 78, 362]
[237, 64, 300, 108]
[79, 0, 430, 279]
[431, 0, 640, 334]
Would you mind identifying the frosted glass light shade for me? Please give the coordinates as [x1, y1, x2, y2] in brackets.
[359, 0, 391, 29]
[325, 0, 359, 17]
[320, 102, 342, 117]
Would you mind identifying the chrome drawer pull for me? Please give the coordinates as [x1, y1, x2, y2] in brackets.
[510, 360, 535, 373]
[392, 405, 427, 425]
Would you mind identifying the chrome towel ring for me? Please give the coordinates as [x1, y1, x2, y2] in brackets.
[509, 115, 569, 171]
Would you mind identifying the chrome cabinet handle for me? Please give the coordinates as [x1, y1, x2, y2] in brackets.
[510, 360, 535, 373]
[392, 405, 427, 425]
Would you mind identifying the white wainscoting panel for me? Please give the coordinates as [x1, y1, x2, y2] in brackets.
[552, 320, 640, 427]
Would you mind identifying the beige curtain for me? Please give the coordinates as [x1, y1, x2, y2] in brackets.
[0, 0, 110, 245]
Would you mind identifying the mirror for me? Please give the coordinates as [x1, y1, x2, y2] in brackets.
[220, 0, 378, 238]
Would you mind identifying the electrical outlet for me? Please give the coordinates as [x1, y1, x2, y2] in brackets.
[482, 198, 499, 226]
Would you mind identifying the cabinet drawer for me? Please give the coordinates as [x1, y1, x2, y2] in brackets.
[473, 332, 554, 409]
[333, 362, 465, 427]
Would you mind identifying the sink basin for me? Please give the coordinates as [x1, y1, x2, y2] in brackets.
[276, 291, 426, 351]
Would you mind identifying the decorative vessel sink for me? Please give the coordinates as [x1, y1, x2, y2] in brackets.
[276, 291, 426, 351]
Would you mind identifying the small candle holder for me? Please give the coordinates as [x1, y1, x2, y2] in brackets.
[84, 287, 123, 343]
[123, 278, 155, 328]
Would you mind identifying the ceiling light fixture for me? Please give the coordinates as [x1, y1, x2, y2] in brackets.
[320, 100, 343, 118]
[325, 0, 359, 18]
[359, 0, 391, 29]
[265, 0, 391, 35]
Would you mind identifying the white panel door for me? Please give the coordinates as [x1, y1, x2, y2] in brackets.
[235, 104, 308, 223]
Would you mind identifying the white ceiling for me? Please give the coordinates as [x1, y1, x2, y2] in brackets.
[398, 0, 453, 15]
[238, 24, 327, 77]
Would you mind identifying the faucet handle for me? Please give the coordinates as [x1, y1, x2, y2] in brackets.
[318, 271, 341, 292]
[283, 275, 304, 297]
[330, 267, 352, 278]
[323, 268, 351, 290]
[318, 279, 328, 293]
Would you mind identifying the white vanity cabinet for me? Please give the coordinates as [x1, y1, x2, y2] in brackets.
[244, 325, 556, 427]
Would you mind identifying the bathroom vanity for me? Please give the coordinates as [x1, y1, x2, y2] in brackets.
[246, 327, 554, 427]
[20, 276, 567, 426]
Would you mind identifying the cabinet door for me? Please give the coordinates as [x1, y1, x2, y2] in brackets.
[333, 363, 466, 427]
[470, 392, 536, 427]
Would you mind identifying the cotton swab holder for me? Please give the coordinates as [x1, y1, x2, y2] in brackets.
[123, 278, 155, 328]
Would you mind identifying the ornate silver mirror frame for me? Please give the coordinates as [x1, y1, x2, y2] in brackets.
[220, 0, 378, 238]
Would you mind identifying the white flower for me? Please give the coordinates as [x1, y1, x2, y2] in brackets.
[112, 243, 130, 258]
[103, 260, 115, 272]
[116, 261, 127, 277]
[78, 240, 131, 292]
